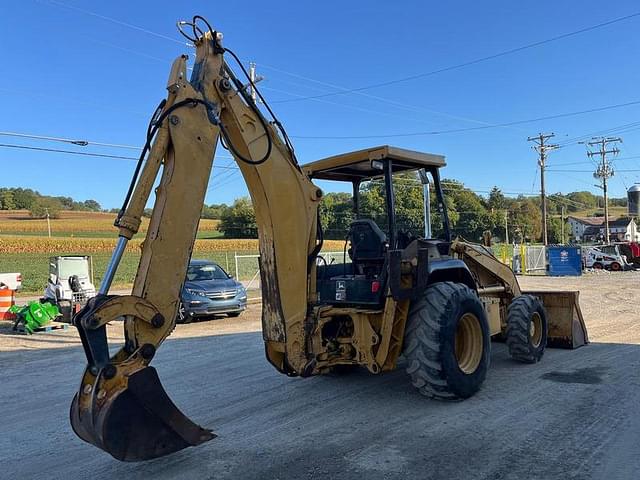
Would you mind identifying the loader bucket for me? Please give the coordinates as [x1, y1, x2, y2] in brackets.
[70, 366, 214, 462]
[524, 290, 589, 349]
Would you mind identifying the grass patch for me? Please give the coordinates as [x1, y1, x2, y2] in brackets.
[2, 250, 260, 295]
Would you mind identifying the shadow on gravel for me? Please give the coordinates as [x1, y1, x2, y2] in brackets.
[541, 366, 609, 384]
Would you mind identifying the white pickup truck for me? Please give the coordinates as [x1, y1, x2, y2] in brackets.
[0, 273, 22, 290]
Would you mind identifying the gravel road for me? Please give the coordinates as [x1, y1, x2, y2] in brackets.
[1, 272, 639, 479]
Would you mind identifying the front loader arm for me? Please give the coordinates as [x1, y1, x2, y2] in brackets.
[71, 21, 321, 462]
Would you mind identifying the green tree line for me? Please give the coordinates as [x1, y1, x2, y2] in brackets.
[215, 175, 628, 243]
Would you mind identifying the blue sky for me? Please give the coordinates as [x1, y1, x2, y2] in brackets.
[2, 0, 640, 208]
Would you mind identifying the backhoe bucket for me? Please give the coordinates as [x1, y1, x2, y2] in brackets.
[525, 290, 589, 349]
[70, 366, 214, 462]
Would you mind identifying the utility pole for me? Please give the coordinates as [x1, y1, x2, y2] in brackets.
[587, 137, 620, 244]
[504, 211, 509, 245]
[561, 205, 566, 244]
[248, 62, 264, 103]
[528, 133, 558, 246]
[45, 208, 51, 238]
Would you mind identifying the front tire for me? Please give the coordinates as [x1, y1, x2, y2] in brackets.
[403, 282, 491, 400]
[227, 312, 242, 318]
[176, 302, 191, 324]
[506, 295, 547, 363]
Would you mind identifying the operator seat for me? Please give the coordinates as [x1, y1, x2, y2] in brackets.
[348, 219, 388, 277]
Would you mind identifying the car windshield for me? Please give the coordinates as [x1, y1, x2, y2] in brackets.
[186, 263, 229, 281]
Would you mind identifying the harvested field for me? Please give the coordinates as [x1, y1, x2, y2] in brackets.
[0, 210, 220, 238]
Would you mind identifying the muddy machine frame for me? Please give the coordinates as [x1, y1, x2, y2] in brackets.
[71, 17, 588, 462]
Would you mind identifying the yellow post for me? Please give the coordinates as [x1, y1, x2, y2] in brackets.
[520, 244, 526, 275]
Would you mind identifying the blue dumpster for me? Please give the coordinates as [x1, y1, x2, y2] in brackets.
[546, 246, 582, 276]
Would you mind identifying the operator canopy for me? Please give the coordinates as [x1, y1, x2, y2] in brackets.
[303, 145, 446, 182]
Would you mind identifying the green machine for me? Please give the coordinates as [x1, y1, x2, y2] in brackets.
[10, 301, 60, 334]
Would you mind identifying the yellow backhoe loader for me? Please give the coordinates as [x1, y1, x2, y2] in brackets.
[70, 17, 588, 462]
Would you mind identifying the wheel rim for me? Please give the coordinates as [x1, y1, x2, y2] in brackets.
[611, 262, 620, 271]
[530, 312, 543, 348]
[455, 313, 483, 374]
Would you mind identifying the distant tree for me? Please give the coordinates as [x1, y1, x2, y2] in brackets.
[82, 199, 101, 211]
[439, 179, 489, 241]
[566, 191, 598, 212]
[55, 196, 75, 209]
[29, 198, 63, 219]
[487, 186, 507, 211]
[511, 200, 542, 242]
[11, 188, 38, 209]
[320, 192, 354, 240]
[0, 190, 16, 210]
[202, 203, 229, 219]
[218, 197, 257, 238]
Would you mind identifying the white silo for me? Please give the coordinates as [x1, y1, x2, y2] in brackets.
[629, 184, 640, 216]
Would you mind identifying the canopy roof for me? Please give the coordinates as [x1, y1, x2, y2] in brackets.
[303, 145, 446, 182]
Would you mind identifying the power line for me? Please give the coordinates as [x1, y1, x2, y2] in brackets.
[46, 1, 640, 145]
[547, 168, 640, 172]
[260, 64, 526, 132]
[556, 120, 640, 147]
[0, 142, 239, 168]
[0, 130, 234, 158]
[47, 0, 186, 46]
[290, 99, 640, 139]
[272, 11, 640, 103]
[0, 143, 139, 161]
[0, 131, 141, 150]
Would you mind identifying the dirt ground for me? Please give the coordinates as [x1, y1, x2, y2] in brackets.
[1, 272, 639, 479]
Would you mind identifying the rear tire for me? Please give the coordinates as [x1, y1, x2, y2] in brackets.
[227, 312, 241, 318]
[506, 295, 547, 363]
[592, 262, 603, 269]
[403, 282, 490, 400]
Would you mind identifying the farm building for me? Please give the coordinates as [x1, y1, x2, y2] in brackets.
[568, 216, 640, 242]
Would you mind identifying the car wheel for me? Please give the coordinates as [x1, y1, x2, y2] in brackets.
[610, 262, 621, 271]
[227, 312, 242, 318]
[176, 302, 191, 324]
[592, 262, 603, 270]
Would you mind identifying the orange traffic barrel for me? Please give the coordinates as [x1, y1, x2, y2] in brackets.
[0, 288, 15, 320]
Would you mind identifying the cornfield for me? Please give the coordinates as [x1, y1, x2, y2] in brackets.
[0, 236, 344, 254]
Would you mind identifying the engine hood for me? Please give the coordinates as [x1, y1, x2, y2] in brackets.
[183, 278, 240, 293]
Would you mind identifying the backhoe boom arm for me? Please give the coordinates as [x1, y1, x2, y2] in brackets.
[70, 21, 320, 461]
